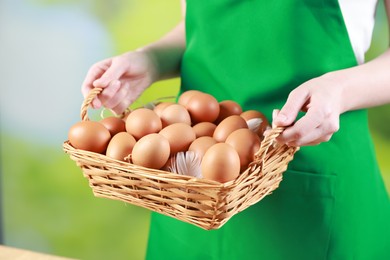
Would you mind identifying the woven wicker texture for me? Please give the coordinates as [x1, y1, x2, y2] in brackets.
[63, 88, 299, 230]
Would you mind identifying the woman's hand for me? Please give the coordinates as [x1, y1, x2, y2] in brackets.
[81, 50, 158, 115]
[273, 72, 346, 146]
[81, 18, 185, 115]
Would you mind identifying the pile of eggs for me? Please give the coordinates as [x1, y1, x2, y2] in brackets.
[68, 90, 269, 183]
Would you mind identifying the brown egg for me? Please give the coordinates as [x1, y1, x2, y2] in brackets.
[240, 110, 270, 136]
[188, 136, 217, 160]
[192, 122, 217, 138]
[131, 133, 170, 169]
[153, 102, 175, 117]
[201, 143, 240, 183]
[125, 108, 162, 140]
[213, 115, 248, 142]
[160, 104, 191, 127]
[215, 100, 243, 124]
[99, 116, 126, 136]
[225, 128, 261, 172]
[178, 90, 202, 106]
[159, 123, 196, 154]
[68, 121, 111, 153]
[185, 92, 220, 124]
[106, 132, 136, 161]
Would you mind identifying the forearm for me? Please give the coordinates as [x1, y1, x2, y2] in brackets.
[137, 20, 186, 82]
[335, 0, 390, 113]
[330, 48, 390, 113]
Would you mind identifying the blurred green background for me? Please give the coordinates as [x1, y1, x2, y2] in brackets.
[0, 0, 389, 259]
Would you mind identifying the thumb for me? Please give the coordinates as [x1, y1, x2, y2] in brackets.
[274, 88, 309, 127]
[93, 59, 126, 88]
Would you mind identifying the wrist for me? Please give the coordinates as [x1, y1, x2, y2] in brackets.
[321, 70, 351, 114]
[134, 47, 161, 83]
[137, 43, 184, 82]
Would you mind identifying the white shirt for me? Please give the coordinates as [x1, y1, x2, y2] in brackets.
[339, 0, 378, 64]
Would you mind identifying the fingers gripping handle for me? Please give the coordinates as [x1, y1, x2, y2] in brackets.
[254, 127, 290, 167]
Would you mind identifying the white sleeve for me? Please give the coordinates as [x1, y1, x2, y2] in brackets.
[338, 0, 378, 64]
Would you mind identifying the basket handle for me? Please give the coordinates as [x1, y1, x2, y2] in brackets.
[80, 87, 103, 121]
[253, 126, 288, 165]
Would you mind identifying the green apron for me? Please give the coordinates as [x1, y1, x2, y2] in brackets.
[146, 1, 390, 259]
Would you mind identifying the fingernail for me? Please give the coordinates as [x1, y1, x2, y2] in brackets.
[272, 109, 280, 118]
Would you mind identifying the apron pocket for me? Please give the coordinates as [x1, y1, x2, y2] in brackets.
[258, 169, 337, 259]
[227, 169, 338, 260]
[277, 169, 338, 198]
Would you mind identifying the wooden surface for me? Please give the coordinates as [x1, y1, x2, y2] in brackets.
[0, 245, 75, 260]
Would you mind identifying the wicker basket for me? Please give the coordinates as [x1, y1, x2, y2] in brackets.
[63, 88, 299, 230]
